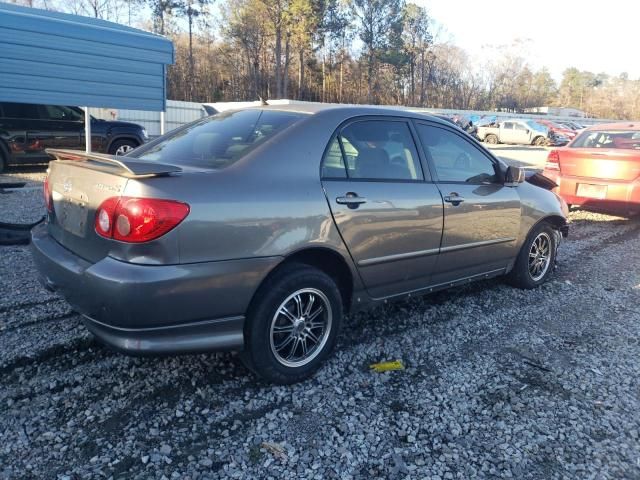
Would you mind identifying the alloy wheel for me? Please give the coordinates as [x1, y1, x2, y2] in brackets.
[115, 144, 134, 156]
[528, 232, 552, 281]
[269, 288, 332, 368]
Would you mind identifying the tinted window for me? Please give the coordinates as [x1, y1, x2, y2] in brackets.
[417, 124, 498, 184]
[130, 109, 305, 168]
[337, 120, 423, 181]
[514, 123, 527, 131]
[321, 138, 347, 178]
[503, 122, 514, 129]
[0, 102, 40, 119]
[571, 130, 640, 149]
[40, 105, 83, 122]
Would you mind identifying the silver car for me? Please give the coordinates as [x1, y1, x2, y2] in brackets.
[31, 105, 569, 384]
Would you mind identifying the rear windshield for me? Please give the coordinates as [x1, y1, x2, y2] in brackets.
[571, 130, 640, 149]
[129, 109, 306, 168]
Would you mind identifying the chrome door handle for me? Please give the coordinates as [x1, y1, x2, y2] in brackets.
[336, 193, 367, 207]
[444, 194, 465, 206]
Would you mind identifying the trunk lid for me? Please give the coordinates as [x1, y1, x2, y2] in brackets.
[45, 149, 181, 262]
[558, 148, 640, 181]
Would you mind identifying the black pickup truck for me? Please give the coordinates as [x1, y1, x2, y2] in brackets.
[0, 102, 148, 172]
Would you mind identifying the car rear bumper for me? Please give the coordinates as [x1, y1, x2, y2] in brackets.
[30, 223, 282, 354]
[81, 314, 245, 355]
[543, 172, 640, 211]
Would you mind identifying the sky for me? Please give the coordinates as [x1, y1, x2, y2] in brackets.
[418, 0, 640, 81]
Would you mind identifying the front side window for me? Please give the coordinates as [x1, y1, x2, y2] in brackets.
[130, 109, 305, 168]
[571, 130, 640, 150]
[40, 105, 83, 121]
[334, 120, 423, 181]
[416, 124, 498, 184]
[514, 123, 527, 131]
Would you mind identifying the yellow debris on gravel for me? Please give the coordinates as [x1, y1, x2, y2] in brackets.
[369, 360, 405, 372]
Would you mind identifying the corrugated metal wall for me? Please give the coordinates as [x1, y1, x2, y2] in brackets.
[0, 2, 173, 111]
[91, 100, 207, 136]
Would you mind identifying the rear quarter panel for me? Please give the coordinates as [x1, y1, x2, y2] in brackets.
[119, 110, 365, 291]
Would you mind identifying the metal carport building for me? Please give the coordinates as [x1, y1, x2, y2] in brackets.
[0, 2, 173, 152]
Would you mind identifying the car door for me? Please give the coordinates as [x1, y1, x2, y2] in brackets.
[37, 105, 83, 150]
[321, 118, 444, 299]
[499, 122, 516, 144]
[512, 122, 532, 144]
[0, 102, 50, 164]
[414, 122, 521, 285]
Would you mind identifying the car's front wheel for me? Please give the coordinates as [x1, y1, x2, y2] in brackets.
[242, 263, 343, 384]
[109, 139, 138, 156]
[506, 222, 557, 289]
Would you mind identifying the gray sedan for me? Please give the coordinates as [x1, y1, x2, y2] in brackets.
[32, 105, 569, 384]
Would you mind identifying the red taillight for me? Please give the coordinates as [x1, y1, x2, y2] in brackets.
[95, 197, 189, 243]
[43, 175, 53, 212]
[545, 150, 561, 171]
[95, 197, 120, 238]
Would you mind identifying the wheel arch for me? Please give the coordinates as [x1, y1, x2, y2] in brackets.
[249, 246, 355, 314]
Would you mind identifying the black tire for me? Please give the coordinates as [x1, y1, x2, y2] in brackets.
[108, 139, 138, 156]
[241, 263, 343, 384]
[533, 136, 545, 146]
[0, 148, 6, 174]
[485, 134, 498, 145]
[506, 222, 557, 289]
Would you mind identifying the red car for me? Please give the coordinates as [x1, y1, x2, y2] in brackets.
[543, 123, 640, 213]
[536, 119, 578, 141]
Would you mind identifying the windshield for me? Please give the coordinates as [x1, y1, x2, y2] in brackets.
[571, 130, 640, 149]
[129, 109, 306, 168]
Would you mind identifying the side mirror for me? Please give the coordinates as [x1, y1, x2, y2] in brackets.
[504, 166, 525, 186]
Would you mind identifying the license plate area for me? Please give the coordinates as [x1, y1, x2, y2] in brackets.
[52, 190, 89, 237]
[576, 183, 607, 199]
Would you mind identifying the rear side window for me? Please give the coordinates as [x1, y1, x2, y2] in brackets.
[130, 109, 305, 168]
[0, 102, 40, 119]
[321, 138, 348, 178]
[323, 120, 423, 181]
[571, 130, 640, 149]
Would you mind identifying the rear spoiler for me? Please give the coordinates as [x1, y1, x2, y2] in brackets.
[46, 149, 181, 178]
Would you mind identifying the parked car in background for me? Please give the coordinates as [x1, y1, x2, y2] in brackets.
[558, 121, 586, 132]
[544, 123, 640, 214]
[32, 106, 568, 384]
[477, 119, 551, 146]
[536, 119, 578, 141]
[0, 102, 148, 172]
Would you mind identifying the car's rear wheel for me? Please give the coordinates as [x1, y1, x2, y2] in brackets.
[241, 263, 343, 384]
[109, 139, 138, 156]
[0, 148, 7, 173]
[506, 222, 557, 289]
[485, 134, 498, 144]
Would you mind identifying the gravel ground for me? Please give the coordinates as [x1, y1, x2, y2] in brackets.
[1, 165, 640, 479]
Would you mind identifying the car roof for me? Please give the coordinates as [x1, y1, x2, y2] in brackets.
[586, 122, 640, 131]
[249, 103, 453, 126]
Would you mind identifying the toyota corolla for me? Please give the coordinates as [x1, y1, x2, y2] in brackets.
[31, 105, 569, 384]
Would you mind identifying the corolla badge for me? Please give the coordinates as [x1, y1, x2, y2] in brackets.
[63, 178, 73, 193]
